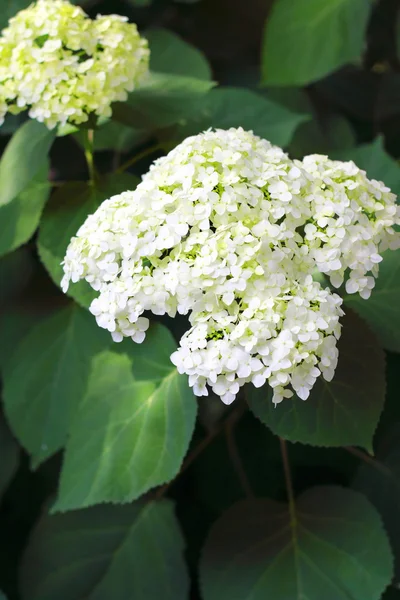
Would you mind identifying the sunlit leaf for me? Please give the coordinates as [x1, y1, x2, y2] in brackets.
[54, 323, 197, 510]
[262, 0, 373, 86]
[0, 163, 50, 257]
[0, 120, 54, 207]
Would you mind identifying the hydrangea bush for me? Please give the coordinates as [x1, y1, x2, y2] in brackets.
[0, 1, 400, 599]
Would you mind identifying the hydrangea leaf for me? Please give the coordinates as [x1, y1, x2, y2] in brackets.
[0, 120, 55, 207]
[0, 163, 50, 258]
[201, 486, 393, 600]
[146, 28, 212, 81]
[112, 71, 215, 130]
[0, 412, 19, 500]
[0, 1, 30, 30]
[75, 121, 147, 153]
[37, 174, 139, 308]
[344, 249, 400, 353]
[353, 424, 400, 579]
[0, 592, 8, 600]
[247, 311, 386, 451]
[2, 305, 110, 467]
[53, 324, 197, 511]
[20, 500, 189, 600]
[333, 137, 400, 196]
[175, 87, 309, 147]
[262, 0, 373, 86]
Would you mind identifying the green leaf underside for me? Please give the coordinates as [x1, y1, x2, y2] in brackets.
[0, 120, 55, 207]
[344, 249, 400, 353]
[353, 424, 400, 579]
[201, 486, 393, 600]
[2, 305, 110, 466]
[37, 173, 139, 308]
[0, 412, 19, 500]
[247, 310, 386, 450]
[262, 0, 373, 86]
[112, 71, 214, 130]
[175, 87, 309, 148]
[146, 28, 212, 81]
[0, 162, 50, 257]
[54, 323, 197, 511]
[20, 500, 190, 600]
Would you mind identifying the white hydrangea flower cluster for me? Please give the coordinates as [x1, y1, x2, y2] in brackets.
[0, 0, 149, 129]
[62, 127, 400, 405]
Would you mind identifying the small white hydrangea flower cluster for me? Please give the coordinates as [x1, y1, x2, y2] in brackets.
[62, 127, 400, 405]
[0, 0, 149, 129]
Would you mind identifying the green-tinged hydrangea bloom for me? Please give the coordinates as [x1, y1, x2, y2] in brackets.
[61, 127, 400, 405]
[0, 0, 149, 128]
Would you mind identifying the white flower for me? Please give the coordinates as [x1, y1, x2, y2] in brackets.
[0, 0, 149, 128]
[61, 127, 399, 406]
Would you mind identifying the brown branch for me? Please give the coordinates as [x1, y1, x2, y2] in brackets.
[225, 411, 254, 498]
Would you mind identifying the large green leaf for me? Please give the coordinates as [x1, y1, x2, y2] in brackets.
[37, 174, 139, 308]
[20, 499, 189, 600]
[0, 163, 50, 257]
[333, 137, 400, 196]
[0, 413, 19, 500]
[176, 87, 309, 147]
[353, 424, 400, 579]
[201, 486, 393, 600]
[247, 310, 386, 451]
[262, 0, 373, 86]
[2, 305, 110, 467]
[0, 591, 8, 600]
[146, 28, 212, 81]
[345, 249, 400, 353]
[0, 120, 55, 207]
[112, 72, 214, 130]
[54, 323, 197, 511]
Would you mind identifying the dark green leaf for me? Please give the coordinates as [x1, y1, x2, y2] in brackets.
[0, 120, 55, 207]
[54, 323, 197, 510]
[146, 28, 212, 81]
[201, 486, 393, 600]
[333, 137, 400, 196]
[0, 248, 35, 308]
[289, 114, 355, 159]
[0, 413, 19, 500]
[0, 0, 31, 30]
[175, 87, 309, 147]
[20, 500, 189, 600]
[0, 163, 50, 257]
[2, 305, 110, 466]
[80, 121, 146, 153]
[344, 249, 400, 353]
[383, 588, 400, 599]
[37, 174, 139, 308]
[112, 72, 214, 131]
[0, 591, 8, 600]
[247, 310, 386, 451]
[353, 424, 400, 579]
[262, 0, 373, 86]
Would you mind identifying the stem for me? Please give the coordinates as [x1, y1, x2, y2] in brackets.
[225, 413, 254, 498]
[280, 438, 296, 520]
[116, 142, 170, 174]
[84, 129, 96, 185]
[154, 403, 246, 500]
[345, 446, 393, 478]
